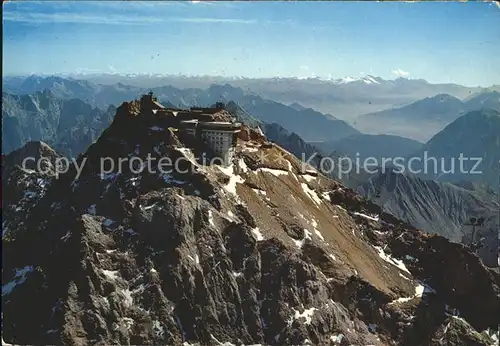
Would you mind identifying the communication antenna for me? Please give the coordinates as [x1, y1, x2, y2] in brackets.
[463, 216, 486, 253]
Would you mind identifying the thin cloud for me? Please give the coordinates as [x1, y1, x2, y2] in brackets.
[392, 68, 410, 77]
[3, 11, 255, 25]
[189, 1, 236, 7]
[176, 17, 255, 24]
[3, 0, 233, 18]
[3, 12, 163, 25]
[190, 1, 214, 5]
[2, 1, 188, 15]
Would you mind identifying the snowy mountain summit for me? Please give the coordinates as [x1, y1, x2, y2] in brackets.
[2, 95, 499, 346]
[332, 75, 384, 85]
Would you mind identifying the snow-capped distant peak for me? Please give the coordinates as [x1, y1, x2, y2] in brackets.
[339, 76, 359, 84]
[362, 75, 381, 84]
[327, 75, 383, 85]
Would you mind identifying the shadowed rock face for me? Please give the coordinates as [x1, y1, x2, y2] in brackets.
[357, 170, 499, 267]
[409, 109, 500, 189]
[2, 99, 499, 346]
[2, 90, 116, 157]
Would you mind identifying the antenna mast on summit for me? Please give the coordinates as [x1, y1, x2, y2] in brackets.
[463, 217, 485, 254]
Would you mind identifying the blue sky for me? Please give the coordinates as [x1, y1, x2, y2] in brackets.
[3, 1, 500, 86]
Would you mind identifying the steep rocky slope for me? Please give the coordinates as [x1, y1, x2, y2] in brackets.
[1, 141, 64, 240]
[357, 170, 499, 268]
[262, 122, 369, 189]
[223, 101, 262, 129]
[2, 90, 116, 156]
[2, 99, 499, 346]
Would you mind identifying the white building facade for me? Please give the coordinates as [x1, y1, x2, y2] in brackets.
[180, 120, 241, 166]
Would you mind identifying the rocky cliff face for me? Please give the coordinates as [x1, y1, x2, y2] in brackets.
[2, 91, 116, 156]
[2, 99, 499, 346]
[263, 122, 370, 189]
[357, 170, 499, 268]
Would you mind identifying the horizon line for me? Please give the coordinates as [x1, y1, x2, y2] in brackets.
[2, 72, 495, 89]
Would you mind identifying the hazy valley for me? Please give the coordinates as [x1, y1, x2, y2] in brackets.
[2, 73, 499, 346]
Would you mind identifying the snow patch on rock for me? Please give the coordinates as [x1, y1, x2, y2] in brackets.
[256, 167, 289, 177]
[374, 246, 411, 274]
[290, 307, 317, 325]
[218, 165, 245, 197]
[238, 158, 249, 173]
[353, 212, 379, 222]
[208, 210, 215, 227]
[102, 269, 120, 281]
[292, 229, 312, 248]
[302, 173, 317, 183]
[251, 227, 264, 241]
[300, 183, 322, 206]
[330, 334, 344, 343]
[252, 188, 267, 196]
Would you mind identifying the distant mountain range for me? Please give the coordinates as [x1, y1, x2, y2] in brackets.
[2, 90, 116, 156]
[6, 74, 500, 121]
[180, 76, 497, 120]
[311, 134, 423, 163]
[2, 76, 360, 144]
[236, 92, 360, 141]
[409, 109, 500, 188]
[464, 89, 500, 108]
[344, 109, 500, 190]
[355, 91, 500, 141]
[3, 75, 144, 109]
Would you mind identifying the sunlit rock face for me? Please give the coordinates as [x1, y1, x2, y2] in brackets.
[2, 98, 499, 346]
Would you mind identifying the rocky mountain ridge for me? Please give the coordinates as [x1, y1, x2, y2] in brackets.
[356, 170, 499, 268]
[34, 73, 496, 117]
[409, 109, 500, 189]
[2, 97, 499, 345]
[2, 90, 116, 156]
[2, 86, 358, 156]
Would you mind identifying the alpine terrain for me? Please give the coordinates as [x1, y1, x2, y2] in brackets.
[355, 91, 500, 142]
[409, 109, 500, 189]
[2, 96, 499, 346]
[356, 170, 499, 268]
[2, 90, 116, 156]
